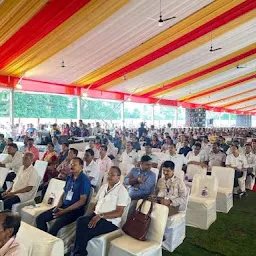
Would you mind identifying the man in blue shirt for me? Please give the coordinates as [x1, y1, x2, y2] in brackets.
[124, 155, 156, 216]
[36, 157, 91, 236]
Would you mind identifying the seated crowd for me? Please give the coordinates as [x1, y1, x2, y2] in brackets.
[0, 124, 256, 256]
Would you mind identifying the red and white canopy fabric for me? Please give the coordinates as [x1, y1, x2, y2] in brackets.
[0, 0, 255, 115]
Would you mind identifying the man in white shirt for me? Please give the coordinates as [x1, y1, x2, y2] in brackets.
[84, 149, 100, 189]
[0, 143, 23, 190]
[164, 123, 173, 139]
[93, 122, 103, 136]
[226, 145, 248, 195]
[167, 144, 187, 172]
[244, 144, 256, 189]
[226, 140, 245, 155]
[0, 152, 38, 210]
[119, 141, 138, 165]
[186, 143, 207, 168]
[176, 134, 186, 153]
[71, 166, 130, 256]
[89, 141, 100, 160]
[96, 145, 113, 174]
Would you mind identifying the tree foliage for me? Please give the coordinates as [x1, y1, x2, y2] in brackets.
[154, 105, 175, 120]
[124, 102, 151, 120]
[81, 98, 121, 120]
[14, 92, 77, 118]
[0, 91, 10, 117]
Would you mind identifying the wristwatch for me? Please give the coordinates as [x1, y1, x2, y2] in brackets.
[99, 213, 104, 218]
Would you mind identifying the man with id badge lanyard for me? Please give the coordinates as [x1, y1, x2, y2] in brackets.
[155, 161, 186, 216]
[71, 166, 129, 256]
[36, 157, 91, 236]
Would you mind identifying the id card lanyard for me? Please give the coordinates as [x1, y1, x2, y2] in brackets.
[104, 183, 121, 198]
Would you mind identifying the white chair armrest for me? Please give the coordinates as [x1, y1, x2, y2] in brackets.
[12, 200, 35, 213]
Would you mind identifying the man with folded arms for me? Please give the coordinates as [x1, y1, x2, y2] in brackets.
[0, 152, 38, 210]
[71, 166, 129, 256]
[156, 161, 186, 216]
[124, 155, 156, 216]
[36, 157, 91, 236]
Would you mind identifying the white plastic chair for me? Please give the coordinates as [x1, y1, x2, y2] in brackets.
[174, 170, 185, 181]
[20, 179, 65, 226]
[77, 151, 85, 159]
[109, 200, 169, 256]
[34, 160, 48, 181]
[119, 162, 135, 176]
[162, 186, 190, 252]
[0, 167, 9, 188]
[0, 153, 9, 162]
[186, 164, 207, 189]
[86, 197, 131, 256]
[17, 221, 64, 256]
[151, 168, 159, 184]
[186, 174, 218, 230]
[12, 176, 42, 214]
[211, 166, 234, 213]
[55, 187, 94, 254]
[152, 148, 161, 153]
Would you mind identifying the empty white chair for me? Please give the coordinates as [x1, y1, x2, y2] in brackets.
[17, 221, 64, 256]
[20, 179, 65, 225]
[187, 164, 207, 181]
[151, 167, 159, 184]
[186, 174, 218, 230]
[119, 162, 135, 176]
[212, 166, 234, 213]
[86, 197, 131, 256]
[0, 167, 9, 188]
[109, 200, 169, 256]
[162, 186, 190, 252]
[34, 160, 48, 181]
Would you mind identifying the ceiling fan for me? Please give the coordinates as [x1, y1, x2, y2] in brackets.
[148, 0, 176, 27]
[209, 31, 222, 52]
[236, 63, 247, 69]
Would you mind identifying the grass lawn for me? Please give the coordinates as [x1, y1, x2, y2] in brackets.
[163, 191, 256, 256]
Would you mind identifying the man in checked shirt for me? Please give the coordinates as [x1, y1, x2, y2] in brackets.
[156, 161, 186, 216]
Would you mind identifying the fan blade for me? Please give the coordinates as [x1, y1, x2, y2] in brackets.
[147, 17, 157, 21]
[210, 47, 222, 52]
[162, 16, 176, 21]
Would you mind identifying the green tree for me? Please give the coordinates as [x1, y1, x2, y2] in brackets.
[0, 91, 10, 117]
[14, 92, 77, 118]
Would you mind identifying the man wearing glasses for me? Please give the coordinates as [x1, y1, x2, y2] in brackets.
[71, 166, 129, 256]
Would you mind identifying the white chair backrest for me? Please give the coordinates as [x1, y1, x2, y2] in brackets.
[136, 200, 169, 244]
[0, 154, 9, 162]
[152, 148, 161, 153]
[0, 167, 9, 187]
[191, 174, 218, 200]
[69, 143, 86, 152]
[77, 151, 85, 159]
[187, 164, 207, 180]
[180, 186, 190, 213]
[34, 160, 48, 181]
[119, 162, 134, 175]
[151, 168, 159, 184]
[113, 147, 118, 157]
[174, 170, 185, 181]
[95, 171, 105, 193]
[120, 196, 131, 227]
[211, 166, 234, 192]
[43, 179, 65, 206]
[137, 150, 145, 159]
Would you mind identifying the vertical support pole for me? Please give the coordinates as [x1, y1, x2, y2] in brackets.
[121, 101, 124, 129]
[77, 96, 81, 120]
[228, 113, 231, 127]
[151, 105, 155, 126]
[174, 107, 178, 128]
[219, 113, 221, 127]
[10, 89, 14, 126]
